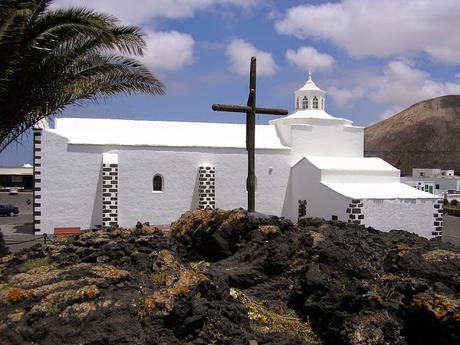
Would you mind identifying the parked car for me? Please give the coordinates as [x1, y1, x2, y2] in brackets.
[0, 203, 19, 216]
[9, 188, 18, 195]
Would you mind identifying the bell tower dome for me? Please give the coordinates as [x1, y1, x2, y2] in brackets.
[294, 69, 326, 111]
[269, 69, 359, 156]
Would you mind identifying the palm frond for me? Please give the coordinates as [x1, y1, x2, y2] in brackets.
[0, 0, 165, 152]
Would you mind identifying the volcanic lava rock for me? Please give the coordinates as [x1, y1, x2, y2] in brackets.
[1, 209, 459, 345]
[172, 210, 460, 345]
[0, 221, 311, 345]
[171, 208, 293, 262]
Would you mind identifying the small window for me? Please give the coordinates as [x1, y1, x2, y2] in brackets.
[296, 98, 299, 110]
[302, 96, 308, 109]
[313, 96, 318, 109]
[153, 174, 163, 192]
[420, 172, 424, 177]
[435, 184, 440, 189]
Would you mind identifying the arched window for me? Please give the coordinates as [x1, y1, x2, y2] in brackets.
[313, 96, 318, 109]
[302, 96, 308, 109]
[153, 174, 163, 192]
[321, 98, 324, 109]
[296, 98, 299, 110]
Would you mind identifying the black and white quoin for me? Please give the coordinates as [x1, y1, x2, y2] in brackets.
[432, 199, 443, 237]
[102, 155, 118, 227]
[198, 165, 215, 209]
[346, 199, 364, 225]
[33, 128, 42, 232]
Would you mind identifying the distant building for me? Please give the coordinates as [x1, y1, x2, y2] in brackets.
[402, 168, 460, 201]
[34, 73, 441, 238]
[0, 164, 33, 190]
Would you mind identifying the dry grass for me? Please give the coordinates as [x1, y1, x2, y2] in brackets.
[258, 225, 280, 236]
[190, 261, 210, 271]
[230, 288, 321, 344]
[309, 231, 325, 248]
[422, 249, 460, 262]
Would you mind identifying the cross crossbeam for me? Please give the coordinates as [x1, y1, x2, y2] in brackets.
[212, 104, 288, 115]
[211, 57, 288, 212]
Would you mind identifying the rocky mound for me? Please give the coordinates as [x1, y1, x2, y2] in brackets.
[1, 209, 459, 345]
[364, 95, 460, 175]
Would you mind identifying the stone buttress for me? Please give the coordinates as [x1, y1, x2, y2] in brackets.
[102, 153, 119, 227]
[198, 165, 216, 209]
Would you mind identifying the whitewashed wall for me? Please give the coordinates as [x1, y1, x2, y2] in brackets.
[285, 158, 350, 222]
[362, 199, 437, 238]
[38, 130, 291, 233]
[290, 123, 363, 163]
[38, 130, 103, 234]
[116, 146, 290, 227]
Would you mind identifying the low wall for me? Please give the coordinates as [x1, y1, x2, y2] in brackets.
[362, 198, 439, 238]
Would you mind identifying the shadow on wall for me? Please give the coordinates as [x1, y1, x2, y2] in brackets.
[190, 169, 200, 209]
[281, 169, 294, 220]
[90, 161, 103, 228]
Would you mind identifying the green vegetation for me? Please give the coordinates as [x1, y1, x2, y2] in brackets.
[0, 281, 12, 290]
[45, 304, 60, 317]
[0, 0, 165, 152]
[20, 257, 49, 272]
[444, 199, 460, 216]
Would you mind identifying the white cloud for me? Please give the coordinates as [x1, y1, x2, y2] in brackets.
[368, 60, 460, 118]
[369, 60, 460, 105]
[378, 106, 404, 120]
[275, 0, 460, 65]
[285, 46, 335, 71]
[328, 86, 364, 109]
[226, 39, 277, 76]
[52, 0, 259, 25]
[143, 31, 194, 71]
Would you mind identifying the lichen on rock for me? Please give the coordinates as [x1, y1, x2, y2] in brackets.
[0, 209, 459, 345]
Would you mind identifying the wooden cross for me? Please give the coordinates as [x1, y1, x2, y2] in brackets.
[212, 57, 288, 212]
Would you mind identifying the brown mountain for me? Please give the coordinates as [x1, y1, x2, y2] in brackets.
[364, 95, 460, 175]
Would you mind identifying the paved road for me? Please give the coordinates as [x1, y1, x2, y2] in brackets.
[0, 192, 43, 252]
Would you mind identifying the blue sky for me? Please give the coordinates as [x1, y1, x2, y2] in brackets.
[2, 0, 460, 165]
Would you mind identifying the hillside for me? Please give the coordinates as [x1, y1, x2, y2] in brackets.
[364, 95, 460, 175]
[1, 209, 459, 345]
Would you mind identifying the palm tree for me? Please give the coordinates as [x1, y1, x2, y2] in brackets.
[0, 0, 165, 152]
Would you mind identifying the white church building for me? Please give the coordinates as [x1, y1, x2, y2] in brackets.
[32, 73, 443, 238]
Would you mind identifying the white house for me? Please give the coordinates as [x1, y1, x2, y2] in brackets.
[33, 73, 442, 238]
[402, 168, 460, 201]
